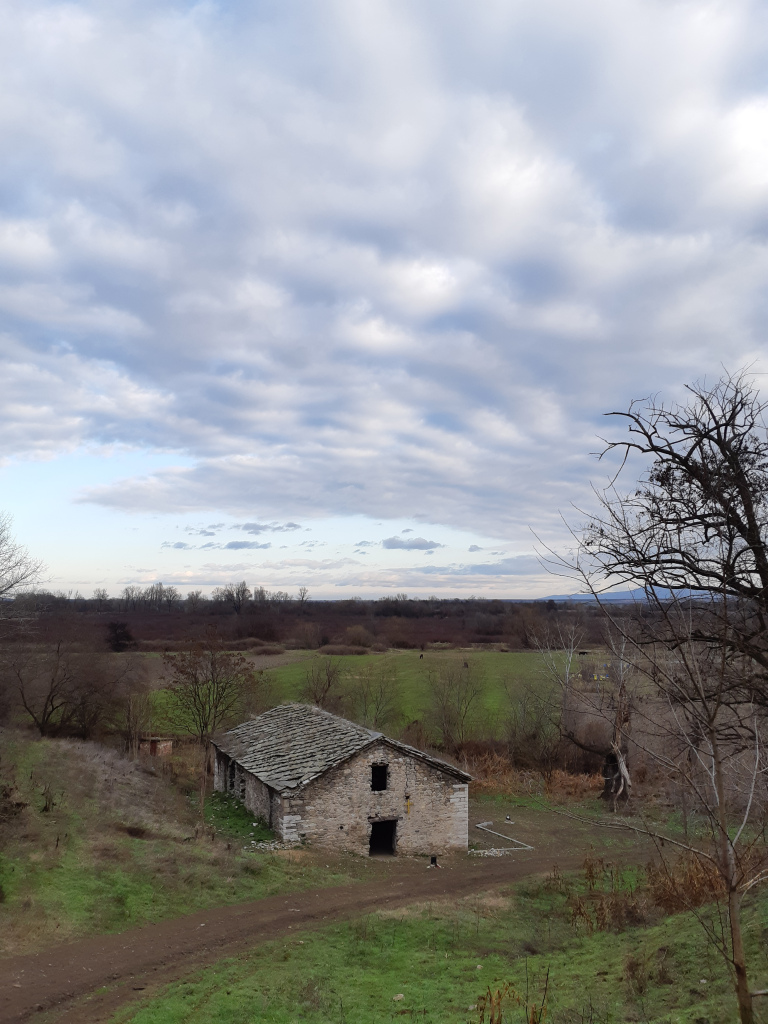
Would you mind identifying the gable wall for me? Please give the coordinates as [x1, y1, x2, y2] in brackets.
[278, 740, 468, 855]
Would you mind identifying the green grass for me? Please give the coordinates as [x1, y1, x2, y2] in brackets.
[205, 792, 274, 843]
[0, 732, 357, 953]
[151, 649, 552, 736]
[112, 869, 768, 1024]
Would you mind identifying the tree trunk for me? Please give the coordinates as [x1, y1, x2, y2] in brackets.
[730, 887, 754, 1024]
[712, 730, 754, 1024]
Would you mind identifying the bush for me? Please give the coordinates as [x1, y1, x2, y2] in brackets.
[344, 625, 375, 647]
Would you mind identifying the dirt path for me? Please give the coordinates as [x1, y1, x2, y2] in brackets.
[1, 846, 585, 1024]
[1, 802, 643, 1024]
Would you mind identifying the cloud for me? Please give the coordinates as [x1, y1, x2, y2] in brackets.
[468, 545, 482, 552]
[197, 541, 271, 550]
[382, 536, 445, 551]
[185, 524, 223, 537]
[223, 541, 271, 550]
[235, 521, 302, 535]
[161, 541, 192, 550]
[2, 0, 768, 579]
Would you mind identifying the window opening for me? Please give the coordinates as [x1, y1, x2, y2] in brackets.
[371, 764, 388, 791]
[228, 761, 236, 792]
[369, 819, 397, 855]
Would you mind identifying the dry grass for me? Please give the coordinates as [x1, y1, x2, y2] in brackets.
[467, 751, 602, 802]
[0, 729, 355, 954]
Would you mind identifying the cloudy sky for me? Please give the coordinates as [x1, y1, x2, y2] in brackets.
[1, 0, 766, 599]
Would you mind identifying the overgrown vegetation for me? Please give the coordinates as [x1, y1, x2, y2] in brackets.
[0, 730, 356, 954]
[204, 791, 273, 843]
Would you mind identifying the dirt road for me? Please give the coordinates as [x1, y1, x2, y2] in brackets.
[1, 801, 637, 1024]
[1, 845, 585, 1024]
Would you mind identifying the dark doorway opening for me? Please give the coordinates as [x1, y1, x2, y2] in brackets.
[369, 819, 397, 855]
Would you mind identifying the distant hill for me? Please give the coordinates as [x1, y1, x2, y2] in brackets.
[540, 587, 698, 603]
[540, 590, 646, 603]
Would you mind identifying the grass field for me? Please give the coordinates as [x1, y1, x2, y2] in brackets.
[111, 863, 768, 1024]
[150, 649, 553, 737]
[0, 731, 361, 954]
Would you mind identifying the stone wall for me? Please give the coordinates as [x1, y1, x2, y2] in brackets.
[214, 749, 274, 826]
[279, 740, 468, 855]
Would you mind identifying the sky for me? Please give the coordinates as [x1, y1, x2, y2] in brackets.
[2, 0, 768, 600]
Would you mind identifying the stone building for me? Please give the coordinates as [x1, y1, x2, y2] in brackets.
[211, 703, 470, 855]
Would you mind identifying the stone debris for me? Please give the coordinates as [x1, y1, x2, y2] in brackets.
[245, 839, 300, 851]
[469, 847, 521, 857]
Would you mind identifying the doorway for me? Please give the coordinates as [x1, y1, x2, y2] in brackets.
[369, 819, 397, 855]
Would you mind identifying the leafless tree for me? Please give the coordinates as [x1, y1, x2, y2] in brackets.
[297, 586, 309, 605]
[120, 585, 142, 612]
[301, 658, 347, 713]
[348, 662, 400, 729]
[2, 623, 82, 736]
[425, 657, 485, 751]
[564, 370, 768, 697]
[0, 512, 44, 600]
[162, 627, 268, 741]
[2, 620, 144, 739]
[220, 581, 251, 615]
[186, 590, 204, 612]
[549, 370, 768, 1022]
[588, 604, 768, 1024]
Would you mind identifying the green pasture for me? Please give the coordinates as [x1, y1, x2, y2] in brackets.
[151, 648, 556, 737]
[112, 866, 766, 1024]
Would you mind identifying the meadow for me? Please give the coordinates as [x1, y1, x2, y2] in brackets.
[149, 648, 555, 738]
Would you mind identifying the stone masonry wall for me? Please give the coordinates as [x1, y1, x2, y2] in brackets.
[278, 740, 468, 855]
[214, 749, 275, 826]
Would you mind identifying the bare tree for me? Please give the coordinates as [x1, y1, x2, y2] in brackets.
[587, 605, 768, 1024]
[301, 658, 346, 713]
[3, 628, 79, 736]
[186, 590, 204, 612]
[566, 370, 768, 697]
[348, 662, 400, 729]
[297, 586, 309, 605]
[425, 658, 485, 751]
[551, 370, 768, 1022]
[120, 585, 142, 612]
[162, 627, 267, 741]
[2, 620, 143, 739]
[212, 581, 251, 614]
[0, 512, 44, 599]
[112, 678, 153, 759]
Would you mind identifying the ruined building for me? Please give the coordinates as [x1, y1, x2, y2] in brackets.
[211, 703, 470, 855]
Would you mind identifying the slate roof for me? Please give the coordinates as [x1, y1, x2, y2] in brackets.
[212, 703, 470, 792]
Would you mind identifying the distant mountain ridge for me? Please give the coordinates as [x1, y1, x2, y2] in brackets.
[540, 587, 694, 603]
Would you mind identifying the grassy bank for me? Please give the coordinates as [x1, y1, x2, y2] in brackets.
[0, 731, 358, 954]
[112, 866, 768, 1024]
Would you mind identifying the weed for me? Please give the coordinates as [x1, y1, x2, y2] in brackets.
[623, 952, 651, 996]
